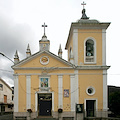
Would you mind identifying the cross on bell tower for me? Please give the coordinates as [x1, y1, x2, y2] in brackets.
[81, 1, 89, 19]
[81, 1, 86, 9]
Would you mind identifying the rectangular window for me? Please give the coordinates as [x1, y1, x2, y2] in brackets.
[40, 78, 48, 87]
[4, 95, 7, 103]
[0, 84, 3, 91]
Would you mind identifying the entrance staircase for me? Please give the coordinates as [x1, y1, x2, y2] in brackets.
[34, 116, 58, 120]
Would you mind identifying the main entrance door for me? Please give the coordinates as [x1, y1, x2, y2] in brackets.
[38, 93, 52, 116]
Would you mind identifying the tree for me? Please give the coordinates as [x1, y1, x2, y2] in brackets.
[109, 92, 120, 117]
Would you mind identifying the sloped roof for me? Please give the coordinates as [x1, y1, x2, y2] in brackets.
[0, 78, 13, 91]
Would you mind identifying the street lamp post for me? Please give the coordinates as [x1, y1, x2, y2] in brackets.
[0, 52, 14, 63]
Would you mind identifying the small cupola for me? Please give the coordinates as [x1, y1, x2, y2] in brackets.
[14, 50, 19, 64]
[26, 44, 31, 57]
[39, 23, 50, 51]
[58, 44, 63, 58]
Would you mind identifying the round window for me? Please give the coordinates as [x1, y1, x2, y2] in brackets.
[40, 56, 49, 65]
[86, 86, 95, 96]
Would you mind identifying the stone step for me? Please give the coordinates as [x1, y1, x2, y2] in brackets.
[34, 116, 58, 120]
[34, 118, 57, 120]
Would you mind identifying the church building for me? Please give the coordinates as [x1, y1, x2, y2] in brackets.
[12, 3, 110, 120]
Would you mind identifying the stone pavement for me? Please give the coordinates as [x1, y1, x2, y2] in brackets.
[0, 114, 13, 120]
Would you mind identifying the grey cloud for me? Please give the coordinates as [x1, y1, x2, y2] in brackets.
[0, 11, 35, 86]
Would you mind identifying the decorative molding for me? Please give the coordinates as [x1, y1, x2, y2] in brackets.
[74, 70, 79, 104]
[12, 50, 74, 69]
[40, 56, 49, 65]
[103, 70, 108, 110]
[102, 29, 106, 65]
[14, 75, 19, 112]
[13, 65, 110, 71]
[13, 73, 75, 76]
[76, 66, 110, 70]
[12, 67, 74, 70]
[70, 75, 75, 111]
[73, 29, 78, 65]
[58, 75, 63, 108]
[86, 86, 95, 96]
[26, 75, 31, 109]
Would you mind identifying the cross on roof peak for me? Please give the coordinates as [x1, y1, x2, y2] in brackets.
[81, 1, 86, 9]
[42, 23, 47, 36]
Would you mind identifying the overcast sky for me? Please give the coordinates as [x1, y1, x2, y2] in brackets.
[0, 0, 120, 87]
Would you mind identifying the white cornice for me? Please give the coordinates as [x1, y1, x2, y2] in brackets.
[76, 65, 110, 70]
[13, 65, 110, 71]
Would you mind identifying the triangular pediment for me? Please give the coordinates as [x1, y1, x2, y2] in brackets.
[12, 51, 74, 69]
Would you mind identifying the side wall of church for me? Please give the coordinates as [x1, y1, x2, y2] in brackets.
[78, 70, 103, 109]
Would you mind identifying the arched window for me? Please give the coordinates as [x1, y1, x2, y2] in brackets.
[85, 39, 96, 63]
[86, 40, 94, 57]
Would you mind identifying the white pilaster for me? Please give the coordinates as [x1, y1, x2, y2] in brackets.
[58, 75, 63, 108]
[35, 92, 37, 112]
[14, 75, 19, 112]
[73, 29, 78, 65]
[26, 75, 31, 109]
[103, 70, 108, 110]
[70, 75, 75, 111]
[102, 29, 106, 65]
[75, 70, 79, 104]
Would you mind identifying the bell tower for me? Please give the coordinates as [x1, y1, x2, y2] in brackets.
[65, 2, 110, 66]
[39, 23, 50, 51]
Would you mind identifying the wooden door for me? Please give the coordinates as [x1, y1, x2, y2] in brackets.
[4, 95, 7, 103]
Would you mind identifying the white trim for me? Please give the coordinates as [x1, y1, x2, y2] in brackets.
[84, 37, 96, 64]
[86, 86, 95, 96]
[103, 70, 108, 110]
[26, 75, 31, 109]
[74, 70, 79, 104]
[73, 29, 78, 65]
[58, 75, 63, 108]
[84, 98, 98, 111]
[102, 29, 106, 65]
[14, 75, 19, 112]
[70, 75, 75, 111]
[13, 67, 74, 70]
[35, 92, 37, 112]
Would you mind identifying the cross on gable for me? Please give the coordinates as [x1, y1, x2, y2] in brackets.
[42, 23, 47, 36]
[81, 1, 86, 9]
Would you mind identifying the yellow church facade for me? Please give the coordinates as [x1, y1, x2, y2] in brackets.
[12, 6, 110, 120]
